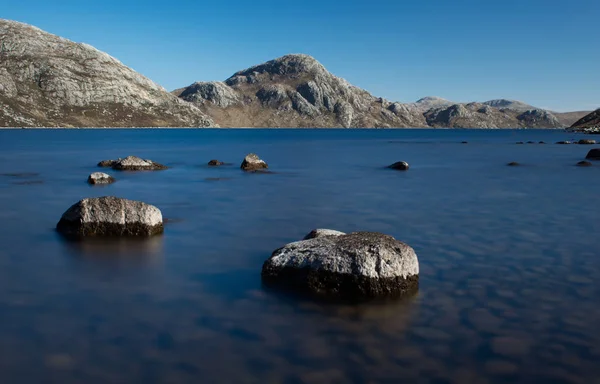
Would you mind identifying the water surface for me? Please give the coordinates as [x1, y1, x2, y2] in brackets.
[0, 129, 599, 383]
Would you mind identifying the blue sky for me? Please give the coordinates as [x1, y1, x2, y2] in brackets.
[1, 0, 599, 111]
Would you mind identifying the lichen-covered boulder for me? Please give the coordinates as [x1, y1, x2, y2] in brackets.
[261, 231, 419, 301]
[303, 229, 346, 240]
[240, 153, 268, 171]
[388, 161, 409, 171]
[87, 172, 115, 185]
[56, 196, 163, 238]
[585, 148, 600, 160]
[98, 156, 167, 171]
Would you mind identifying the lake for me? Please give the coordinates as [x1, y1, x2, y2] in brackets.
[0, 128, 599, 383]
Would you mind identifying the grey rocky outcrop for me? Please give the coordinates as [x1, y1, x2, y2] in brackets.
[261, 231, 420, 301]
[0, 19, 215, 128]
[585, 149, 600, 160]
[87, 172, 115, 185]
[176, 81, 240, 108]
[388, 161, 410, 171]
[98, 156, 167, 171]
[56, 196, 163, 237]
[240, 153, 268, 171]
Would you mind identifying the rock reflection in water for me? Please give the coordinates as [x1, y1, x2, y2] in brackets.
[60, 235, 164, 268]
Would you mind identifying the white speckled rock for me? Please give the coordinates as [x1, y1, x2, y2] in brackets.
[262, 231, 419, 300]
[87, 172, 115, 185]
[56, 196, 163, 237]
[240, 153, 268, 171]
[303, 229, 346, 240]
[98, 156, 167, 171]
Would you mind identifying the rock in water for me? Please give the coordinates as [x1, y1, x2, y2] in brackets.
[556, 141, 571, 145]
[0, 19, 216, 128]
[208, 159, 224, 166]
[56, 196, 163, 237]
[388, 161, 410, 171]
[578, 139, 597, 145]
[98, 156, 167, 171]
[87, 172, 115, 185]
[585, 148, 600, 160]
[507, 162, 520, 166]
[303, 229, 346, 240]
[261, 231, 419, 301]
[97, 160, 117, 168]
[240, 153, 268, 171]
[577, 161, 592, 167]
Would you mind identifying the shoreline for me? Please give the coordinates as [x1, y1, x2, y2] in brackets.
[0, 127, 569, 130]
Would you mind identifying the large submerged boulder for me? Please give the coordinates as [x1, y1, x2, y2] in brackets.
[56, 196, 163, 238]
[240, 153, 268, 171]
[261, 231, 419, 301]
[97, 156, 167, 171]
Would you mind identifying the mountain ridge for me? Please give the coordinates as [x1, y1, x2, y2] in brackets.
[0, 19, 216, 128]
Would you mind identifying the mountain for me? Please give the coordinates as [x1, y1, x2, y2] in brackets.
[0, 20, 215, 128]
[410, 96, 455, 112]
[423, 102, 562, 129]
[481, 99, 536, 112]
[570, 109, 600, 131]
[173, 54, 428, 128]
[176, 56, 568, 129]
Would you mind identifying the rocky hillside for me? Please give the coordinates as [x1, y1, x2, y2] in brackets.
[174, 54, 428, 128]
[570, 109, 600, 129]
[0, 20, 215, 128]
[176, 56, 573, 129]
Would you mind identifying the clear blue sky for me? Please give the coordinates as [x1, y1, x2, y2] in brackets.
[2, 0, 599, 111]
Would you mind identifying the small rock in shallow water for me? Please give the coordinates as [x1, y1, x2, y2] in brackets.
[585, 148, 600, 160]
[388, 161, 409, 171]
[539, 141, 546, 144]
[240, 153, 268, 171]
[261, 231, 419, 301]
[87, 172, 115, 185]
[56, 196, 163, 238]
[576, 161, 592, 167]
[98, 156, 167, 171]
[516, 141, 524, 144]
[556, 141, 571, 145]
[208, 159, 225, 166]
[578, 139, 596, 145]
[507, 162, 520, 166]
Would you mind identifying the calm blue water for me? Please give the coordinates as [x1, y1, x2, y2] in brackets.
[0, 129, 599, 383]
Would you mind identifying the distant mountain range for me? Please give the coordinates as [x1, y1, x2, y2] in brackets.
[0, 19, 593, 129]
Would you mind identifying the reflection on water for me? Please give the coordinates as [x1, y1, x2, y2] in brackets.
[59, 234, 164, 268]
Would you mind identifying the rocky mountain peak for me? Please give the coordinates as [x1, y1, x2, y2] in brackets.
[0, 19, 215, 127]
